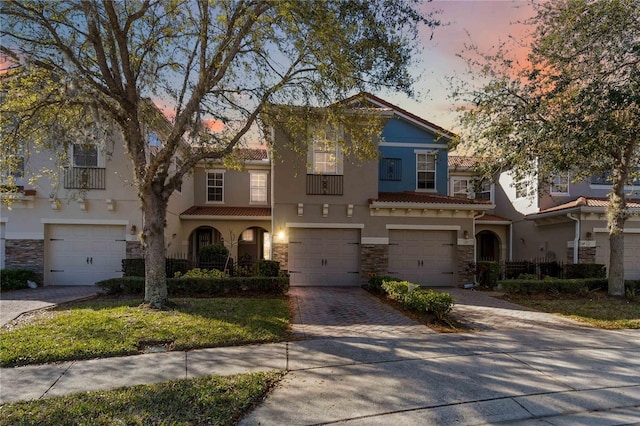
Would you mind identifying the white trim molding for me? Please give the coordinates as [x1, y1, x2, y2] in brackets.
[361, 237, 389, 245]
[457, 238, 475, 246]
[180, 215, 271, 221]
[0, 217, 7, 223]
[6, 232, 45, 240]
[593, 228, 640, 234]
[379, 142, 446, 149]
[42, 219, 129, 225]
[285, 222, 365, 229]
[386, 224, 461, 231]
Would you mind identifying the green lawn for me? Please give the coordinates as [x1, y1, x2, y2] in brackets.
[0, 370, 285, 426]
[0, 297, 290, 367]
[504, 295, 640, 329]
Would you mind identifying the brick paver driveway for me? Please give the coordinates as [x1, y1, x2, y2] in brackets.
[289, 286, 588, 339]
[289, 286, 434, 339]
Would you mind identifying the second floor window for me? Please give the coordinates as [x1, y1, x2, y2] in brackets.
[207, 171, 224, 202]
[550, 173, 570, 195]
[250, 172, 268, 204]
[416, 152, 436, 190]
[72, 143, 99, 167]
[308, 126, 343, 175]
[452, 177, 492, 201]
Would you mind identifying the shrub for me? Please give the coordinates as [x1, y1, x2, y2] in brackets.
[0, 269, 40, 292]
[122, 258, 145, 277]
[96, 276, 289, 297]
[368, 275, 403, 294]
[564, 264, 606, 279]
[256, 260, 280, 277]
[476, 261, 501, 288]
[166, 258, 192, 276]
[380, 280, 455, 320]
[233, 265, 254, 277]
[498, 278, 607, 294]
[174, 268, 228, 279]
[198, 244, 229, 270]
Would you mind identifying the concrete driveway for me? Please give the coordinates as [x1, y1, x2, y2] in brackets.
[241, 286, 640, 425]
[0, 286, 99, 326]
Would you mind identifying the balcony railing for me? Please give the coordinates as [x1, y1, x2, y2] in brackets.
[63, 167, 106, 190]
[306, 174, 343, 195]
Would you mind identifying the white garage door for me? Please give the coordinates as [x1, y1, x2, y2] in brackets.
[47, 224, 126, 285]
[0, 223, 5, 269]
[595, 232, 640, 280]
[388, 230, 456, 286]
[288, 228, 360, 286]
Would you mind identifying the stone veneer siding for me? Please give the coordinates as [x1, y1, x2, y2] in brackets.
[566, 245, 596, 264]
[359, 244, 389, 287]
[272, 243, 288, 271]
[126, 241, 143, 258]
[5, 239, 45, 283]
[456, 244, 474, 286]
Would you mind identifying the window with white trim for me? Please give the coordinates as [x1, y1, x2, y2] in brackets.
[308, 127, 343, 175]
[72, 143, 101, 167]
[550, 173, 570, 195]
[451, 177, 493, 201]
[416, 152, 436, 190]
[206, 170, 224, 203]
[250, 171, 268, 204]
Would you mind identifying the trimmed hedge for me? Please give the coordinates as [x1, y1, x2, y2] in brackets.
[96, 276, 289, 297]
[381, 280, 454, 320]
[256, 260, 281, 277]
[564, 263, 606, 279]
[367, 275, 403, 294]
[498, 278, 608, 294]
[0, 269, 40, 292]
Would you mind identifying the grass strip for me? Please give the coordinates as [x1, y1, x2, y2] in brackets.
[0, 370, 285, 426]
[1, 297, 290, 367]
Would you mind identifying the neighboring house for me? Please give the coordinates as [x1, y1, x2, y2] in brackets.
[493, 169, 640, 279]
[0, 127, 181, 285]
[448, 156, 512, 264]
[270, 93, 495, 287]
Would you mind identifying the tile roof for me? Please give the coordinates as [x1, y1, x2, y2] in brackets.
[232, 148, 269, 161]
[180, 206, 271, 217]
[535, 196, 640, 215]
[448, 156, 482, 170]
[370, 192, 492, 206]
[477, 214, 511, 223]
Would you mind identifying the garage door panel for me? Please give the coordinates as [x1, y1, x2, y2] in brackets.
[389, 230, 455, 287]
[289, 228, 360, 286]
[596, 233, 640, 280]
[47, 224, 125, 286]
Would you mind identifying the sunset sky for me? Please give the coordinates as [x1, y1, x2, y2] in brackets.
[382, 0, 536, 133]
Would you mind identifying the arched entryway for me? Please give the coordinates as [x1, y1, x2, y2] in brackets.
[477, 230, 500, 262]
[189, 226, 223, 261]
[237, 227, 270, 267]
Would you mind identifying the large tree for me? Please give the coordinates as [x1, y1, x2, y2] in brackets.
[1, 0, 438, 307]
[453, 0, 639, 295]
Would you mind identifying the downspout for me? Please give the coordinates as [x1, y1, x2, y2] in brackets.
[567, 213, 580, 264]
[509, 222, 513, 261]
[269, 135, 275, 261]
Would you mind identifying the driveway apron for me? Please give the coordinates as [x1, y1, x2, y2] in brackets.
[289, 287, 434, 339]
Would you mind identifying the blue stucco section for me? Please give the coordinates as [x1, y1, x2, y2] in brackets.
[378, 117, 449, 194]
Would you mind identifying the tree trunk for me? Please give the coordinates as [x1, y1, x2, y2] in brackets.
[607, 179, 626, 296]
[141, 187, 169, 308]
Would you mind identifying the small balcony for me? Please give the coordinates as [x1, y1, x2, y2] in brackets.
[63, 167, 106, 190]
[306, 174, 343, 195]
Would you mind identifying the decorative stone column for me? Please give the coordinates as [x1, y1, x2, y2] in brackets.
[456, 239, 475, 286]
[566, 240, 596, 264]
[5, 239, 45, 283]
[272, 243, 288, 271]
[359, 243, 389, 287]
[126, 241, 143, 258]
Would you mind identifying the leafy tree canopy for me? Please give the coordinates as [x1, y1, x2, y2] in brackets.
[453, 0, 639, 295]
[0, 0, 439, 307]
